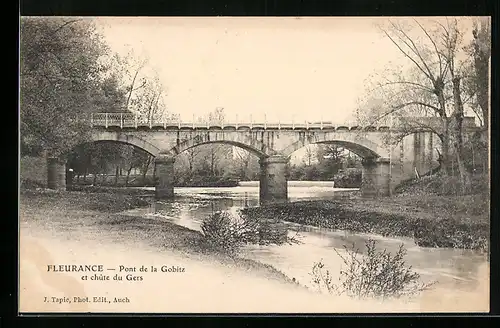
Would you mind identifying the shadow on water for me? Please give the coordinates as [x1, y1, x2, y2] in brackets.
[122, 182, 488, 294]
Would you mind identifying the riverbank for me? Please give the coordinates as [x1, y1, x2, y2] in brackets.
[19, 188, 490, 312]
[241, 192, 489, 252]
[19, 189, 303, 286]
[23, 189, 357, 312]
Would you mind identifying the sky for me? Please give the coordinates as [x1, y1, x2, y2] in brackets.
[92, 17, 484, 125]
[93, 17, 414, 124]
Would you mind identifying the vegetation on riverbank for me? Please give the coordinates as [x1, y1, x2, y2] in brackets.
[19, 189, 302, 287]
[241, 175, 489, 252]
[311, 239, 435, 299]
[200, 210, 291, 255]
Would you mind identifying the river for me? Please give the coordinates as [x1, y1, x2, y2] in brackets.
[122, 181, 488, 304]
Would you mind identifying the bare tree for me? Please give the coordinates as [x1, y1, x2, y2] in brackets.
[303, 145, 316, 166]
[361, 18, 477, 181]
[185, 147, 202, 177]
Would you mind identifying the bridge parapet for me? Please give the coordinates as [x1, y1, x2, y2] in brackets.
[84, 113, 480, 133]
[86, 113, 404, 132]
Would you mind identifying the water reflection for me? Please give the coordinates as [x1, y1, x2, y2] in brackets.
[123, 182, 487, 295]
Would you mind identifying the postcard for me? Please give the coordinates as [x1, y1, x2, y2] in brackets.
[19, 16, 490, 313]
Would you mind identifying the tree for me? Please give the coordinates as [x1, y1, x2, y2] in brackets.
[316, 144, 348, 179]
[360, 18, 479, 183]
[20, 17, 124, 158]
[106, 48, 180, 181]
[463, 17, 491, 133]
[303, 145, 316, 167]
[195, 108, 234, 177]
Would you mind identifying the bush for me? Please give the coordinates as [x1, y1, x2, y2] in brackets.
[311, 239, 434, 300]
[200, 211, 246, 255]
[333, 168, 362, 188]
[20, 178, 46, 190]
[201, 210, 290, 255]
[395, 173, 489, 196]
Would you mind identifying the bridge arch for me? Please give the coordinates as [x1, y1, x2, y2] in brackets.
[168, 134, 278, 158]
[87, 131, 161, 157]
[281, 138, 383, 159]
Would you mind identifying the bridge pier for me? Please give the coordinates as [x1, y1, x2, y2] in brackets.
[47, 157, 66, 190]
[361, 157, 391, 197]
[259, 155, 288, 206]
[154, 154, 175, 199]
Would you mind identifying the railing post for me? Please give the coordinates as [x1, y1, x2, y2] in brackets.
[192, 114, 195, 129]
[120, 113, 123, 129]
[235, 114, 238, 129]
[264, 114, 267, 130]
[134, 113, 138, 129]
[90, 113, 94, 127]
[105, 113, 108, 128]
[149, 116, 152, 129]
[178, 116, 181, 129]
[306, 120, 309, 129]
[250, 114, 253, 129]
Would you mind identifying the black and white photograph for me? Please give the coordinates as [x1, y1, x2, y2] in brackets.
[19, 16, 490, 313]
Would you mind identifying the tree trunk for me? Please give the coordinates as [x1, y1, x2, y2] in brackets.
[142, 156, 152, 185]
[93, 173, 97, 186]
[125, 165, 133, 186]
[114, 166, 119, 186]
[451, 76, 471, 194]
[211, 152, 215, 176]
[436, 87, 451, 176]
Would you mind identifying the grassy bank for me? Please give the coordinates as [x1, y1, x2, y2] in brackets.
[241, 192, 489, 252]
[19, 189, 300, 287]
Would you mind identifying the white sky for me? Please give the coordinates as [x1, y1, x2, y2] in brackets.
[93, 17, 480, 124]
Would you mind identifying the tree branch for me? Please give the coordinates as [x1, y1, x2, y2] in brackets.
[373, 79, 434, 93]
[391, 21, 436, 83]
[369, 101, 442, 126]
[414, 18, 443, 76]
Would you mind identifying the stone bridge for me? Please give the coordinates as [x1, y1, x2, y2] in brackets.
[46, 113, 480, 205]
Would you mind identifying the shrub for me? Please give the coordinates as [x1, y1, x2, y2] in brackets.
[333, 168, 362, 188]
[200, 211, 246, 255]
[20, 178, 46, 190]
[201, 210, 291, 255]
[311, 239, 435, 300]
[395, 173, 489, 196]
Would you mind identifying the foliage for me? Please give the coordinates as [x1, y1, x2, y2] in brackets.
[242, 198, 489, 251]
[333, 168, 362, 188]
[20, 179, 46, 190]
[20, 17, 126, 157]
[394, 173, 489, 196]
[462, 17, 491, 131]
[200, 210, 291, 255]
[311, 240, 435, 300]
[356, 17, 489, 184]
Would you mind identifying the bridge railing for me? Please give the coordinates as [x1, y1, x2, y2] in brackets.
[84, 113, 398, 131]
[85, 112, 480, 132]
